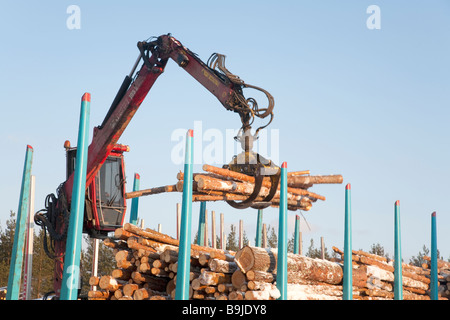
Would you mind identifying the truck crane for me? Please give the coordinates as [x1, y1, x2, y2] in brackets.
[34, 34, 280, 298]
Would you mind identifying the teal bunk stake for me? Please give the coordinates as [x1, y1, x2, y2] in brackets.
[175, 129, 194, 300]
[276, 162, 288, 300]
[197, 202, 206, 245]
[255, 209, 263, 247]
[293, 215, 300, 254]
[129, 173, 140, 225]
[343, 183, 352, 300]
[394, 200, 403, 300]
[6, 145, 33, 300]
[430, 211, 438, 300]
[60, 93, 91, 300]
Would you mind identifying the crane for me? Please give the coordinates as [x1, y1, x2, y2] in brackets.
[34, 34, 280, 297]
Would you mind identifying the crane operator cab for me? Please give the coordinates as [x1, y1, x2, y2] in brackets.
[64, 141, 128, 239]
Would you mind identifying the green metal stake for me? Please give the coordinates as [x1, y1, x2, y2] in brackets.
[394, 200, 403, 300]
[294, 215, 300, 254]
[430, 211, 438, 300]
[60, 93, 91, 300]
[129, 173, 140, 225]
[197, 202, 206, 245]
[6, 145, 33, 300]
[343, 183, 352, 300]
[255, 209, 263, 247]
[175, 129, 194, 300]
[276, 162, 288, 300]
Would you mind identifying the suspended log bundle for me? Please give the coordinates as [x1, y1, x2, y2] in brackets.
[125, 164, 343, 212]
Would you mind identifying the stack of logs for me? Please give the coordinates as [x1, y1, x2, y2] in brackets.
[88, 223, 281, 300]
[125, 164, 343, 212]
[332, 247, 449, 300]
[423, 255, 450, 299]
[87, 222, 448, 300]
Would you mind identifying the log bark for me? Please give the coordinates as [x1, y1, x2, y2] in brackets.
[98, 276, 122, 291]
[287, 175, 343, 188]
[199, 270, 231, 286]
[125, 184, 177, 199]
[246, 270, 274, 283]
[235, 246, 343, 285]
[208, 259, 237, 273]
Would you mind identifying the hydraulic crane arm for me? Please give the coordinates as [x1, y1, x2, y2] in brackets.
[63, 33, 275, 205]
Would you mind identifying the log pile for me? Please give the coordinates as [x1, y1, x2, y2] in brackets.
[422, 255, 450, 299]
[126, 164, 343, 212]
[234, 246, 345, 300]
[87, 223, 448, 301]
[88, 223, 253, 300]
[332, 247, 449, 300]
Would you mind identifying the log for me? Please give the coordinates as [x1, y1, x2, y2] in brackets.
[208, 259, 238, 273]
[199, 270, 231, 286]
[245, 270, 274, 283]
[228, 291, 245, 300]
[98, 276, 122, 291]
[287, 284, 343, 300]
[125, 184, 178, 199]
[112, 269, 133, 280]
[88, 290, 110, 299]
[287, 175, 343, 188]
[89, 276, 99, 286]
[123, 283, 140, 297]
[235, 246, 343, 285]
[234, 246, 276, 274]
[231, 270, 247, 289]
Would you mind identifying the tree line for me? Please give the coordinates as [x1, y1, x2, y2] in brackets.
[0, 211, 447, 299]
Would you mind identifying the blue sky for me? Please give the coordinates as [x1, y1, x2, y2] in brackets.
[0, 1, 449, 261]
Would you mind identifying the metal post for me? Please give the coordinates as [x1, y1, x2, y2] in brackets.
[22, 175, 35, 300]
[129, 173, 140, 225]
[255, 209, 263, 247]
[91, 238, 99, 291]
[176, 203, 181, 240]
[294, 215, 300, 254]
[343, 183, 352, 300]
[320, 237, 325, 259]
[211, 210, 216, 249]
[239, 219, 244, 248]
[430, 212, 438, 300]
[262, 223, 267, 248]
[60, 93, 91, 300]
[175, 129, 194, 300]
[6, 145, 33, 300]
[276, 162, 288, 300]
[204, 210, 209, 247]
[394, 200, 403, 300]
[197, 202, 206, 246]
[299, 231, 303, 255]
[220, 213, 225, 250]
